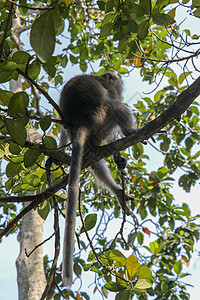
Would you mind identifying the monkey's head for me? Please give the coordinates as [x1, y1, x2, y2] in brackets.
[102, 72, 123, 98]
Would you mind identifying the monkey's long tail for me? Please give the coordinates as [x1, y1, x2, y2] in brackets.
[62, 127, 88, 288]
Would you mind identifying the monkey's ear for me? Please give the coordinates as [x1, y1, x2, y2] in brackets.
[102, 72, 114, 83]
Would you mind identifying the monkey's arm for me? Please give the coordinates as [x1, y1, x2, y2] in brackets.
[92, 160, 130, 215]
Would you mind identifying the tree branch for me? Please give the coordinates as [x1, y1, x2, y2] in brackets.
[83, 74, 200, 166]
[7, 0, 57, 11]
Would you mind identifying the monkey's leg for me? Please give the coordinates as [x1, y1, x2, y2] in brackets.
[91, 160, 130, 215]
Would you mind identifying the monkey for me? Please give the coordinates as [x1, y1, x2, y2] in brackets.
[59, 72, 137, 288]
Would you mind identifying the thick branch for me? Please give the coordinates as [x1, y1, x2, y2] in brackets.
[83, 74, 200, 166]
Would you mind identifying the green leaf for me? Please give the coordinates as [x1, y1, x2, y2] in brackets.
[137, 20, 149, 40]
[149, 241, 160, 254]
[116, 290, 130, 300]
[38, 200, 50, 220]
[126, 255, 140, 278]
[28, 60, 41, 80]
[101, 286, 108, 298]
[24, 147, 40, 168]
[30, 11, 55, 63]
[12, 183, 23, 193]
[105, 0, 115, 12]
[184, 29, 191, 36]
[12, 156, 23, 164]
[152, 10, 175, 25]
[132, 143, 143, 159]
[137, 232, 144, 245]
[178, 72, 192, 84]
[0, 61, 18, 83]
[118, 67, 129, 74]
[118, 39, 129, 53]
[43, 57, 57, 77]
[138, 266, 152, 279]
[185, 137, 193, 151]
[12, 51, 31, 64]
[155, 0, 170, 9]
[6, 161, 22, 177]
[104, 282, 126, 292]
[160, 136, 170, 151]
[168, 7, 176, 19]
[161, 282, 168, 294]
[80, 61, 87, 72]
[131, 4, 145, 16]
[70, 54, 78, 64]
[73, 262, 82, 278]
[174, 260, 182, 274]
[141, 0, 151, 13]
[134, 278, 152, 289]
[5, 178, 12, 191]
[9, 143, 21, 155]
[81, 213, 97, 233]
[102, 12, 115, 26]
[24, 173, 42, 187]
[43, 136, 57, 149]
[4, 119, 27, 146]
[40, 117, 51, 132]
[194, 7, 200, 17]
[100, 23, 113, 39]
[109, 250, 126, 267]
[0, 89, 13, 106]
[0, 149, 4, 158]
[8, 92, 29, 116]
[178, 174, 192, 192]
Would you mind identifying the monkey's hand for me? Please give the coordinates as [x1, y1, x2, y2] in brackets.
[116, 190, 133, 216]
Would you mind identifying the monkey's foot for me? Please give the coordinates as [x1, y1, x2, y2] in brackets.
[114, 152, 127, 170]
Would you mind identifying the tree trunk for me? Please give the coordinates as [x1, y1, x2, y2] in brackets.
[16, 204, 46, 300]
[10, 8, 46, 299]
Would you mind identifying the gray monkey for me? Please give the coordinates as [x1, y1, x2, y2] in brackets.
[59, 72, 136, 287]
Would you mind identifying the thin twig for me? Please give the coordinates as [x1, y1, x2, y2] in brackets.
[25, 232, 55, 257]
[7, 0, 57, 11]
